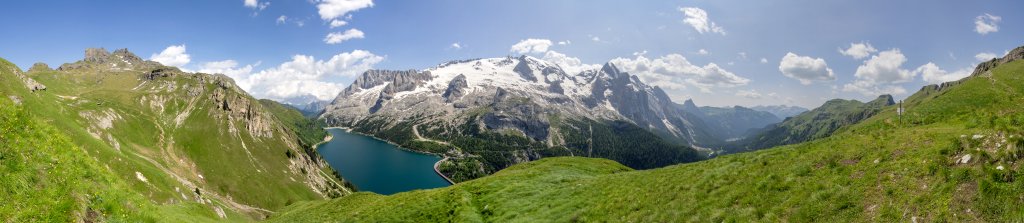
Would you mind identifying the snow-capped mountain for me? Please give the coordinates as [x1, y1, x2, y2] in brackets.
[321, 55, 723, 147]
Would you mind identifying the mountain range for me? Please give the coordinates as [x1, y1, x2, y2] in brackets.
[273, 44, 1024, 222]
[7, 44, 1023, 222]
[319, 55, 789, 181]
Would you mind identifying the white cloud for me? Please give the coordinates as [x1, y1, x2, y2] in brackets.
[201, 50, 384, 102]
[778, 52, 835, 85]
[679, 7, 725, 35]
[199, 60, 257, 81]
[838, 42, 878, 59]
[842, 80, 906, 96]
[915, 62, 972, 84]
[541, 51, 600, 76]
[697, 49, 709, 55]
[611, 54, 749, 93]
[853, 49, 915, 84]
[329, 19, 348, 28]
[510, 38, 553, 54]
[244, 0, 269, 12]
[591, 36, 601, 42]
[557, 40, 571, 45]
[760, 58, 768, 64]
[738, 52, 747, 59]
[450, 42, 462, 49]
[842, 49, 915, 96]
[324, 29, 365, 44]
[317, 0, 374, 20]
[276, 15, 288, 25]
[975, 13, 1001, 35]
[149, 45, 191, 67]
[975, 52, 998, 62]
[736, 89, 763, 99]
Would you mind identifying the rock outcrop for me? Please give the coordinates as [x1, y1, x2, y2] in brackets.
[442, 74, 468, 103]
[58, 48, 159, 71]
[8, 65, 46, 92]
[28, 62, 52, 73]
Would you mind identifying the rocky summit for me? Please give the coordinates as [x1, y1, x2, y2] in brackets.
[322, 55, 727, 148]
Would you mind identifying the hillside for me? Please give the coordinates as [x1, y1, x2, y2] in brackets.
[736, 94, 895, 153]
[0, 49, 350, 220]
[270, 46, 1024, 222]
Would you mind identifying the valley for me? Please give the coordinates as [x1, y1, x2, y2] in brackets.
[3, 1, 1022, 221]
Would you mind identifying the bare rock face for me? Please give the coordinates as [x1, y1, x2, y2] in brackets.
[84, 48, 111, 63]
[483, 87, 551, 141]
[442, 74, 468, 103]
[210, 77, 274, 138]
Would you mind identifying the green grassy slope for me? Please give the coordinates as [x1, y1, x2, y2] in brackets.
[271, 52, 1024, 221]
[259, 99, 328, 150]
[737, 94, 894, 152]
[0, 87, 232, 222]
[0, 51, 346, 220]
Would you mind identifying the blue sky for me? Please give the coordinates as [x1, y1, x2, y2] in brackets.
[1, 0, 1021, 108]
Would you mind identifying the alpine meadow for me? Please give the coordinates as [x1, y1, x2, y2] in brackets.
[3, 1, 1024, 222]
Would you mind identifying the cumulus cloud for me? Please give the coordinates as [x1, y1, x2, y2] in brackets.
[200, 50, 384, 102]
[853, 49, 915, 84]
[760, 58, 768, 64]
[838, 42, 878, 59]
[149, 45, 191, 67]
[778, 52, 835, 85]
[611, 54, 749, 93]
[329, 19, 348, 28]
[975, 52, 998, 62]
[842, 49, 915, 96]
[541, 51, 600, 76]
[324, 29, 365, 44]
[679, 7, 725, 35]
[317, 0, 374, 20]
[510, 38, 553, 54]
[975, 13, 1001, 35]
[450, 42, 462, 49]
[244, 0, 269, 11]
[842, 80, 907, 96]
[199, 60, 257, 81]
[915, 62, 972, 84]
[276, 15, 288, 24]
[557, 40, 571, 45]
[735, 89, 763, 99]
[697, 49, 709, 55]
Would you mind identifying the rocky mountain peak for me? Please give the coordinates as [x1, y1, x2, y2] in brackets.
[59, 47, 158, 71]
[869, 94, 895, 106]
[28, 62, 52, 73]
[600, 62, 622, 79]
[84, 48, 111, 63]
[681, 99, 699, 112]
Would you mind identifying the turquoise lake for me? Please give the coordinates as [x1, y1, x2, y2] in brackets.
[316, 128, 451, 195]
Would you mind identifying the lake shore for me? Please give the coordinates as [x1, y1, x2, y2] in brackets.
[322, 126, 455, 187]
[433, 157, 455, 185]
